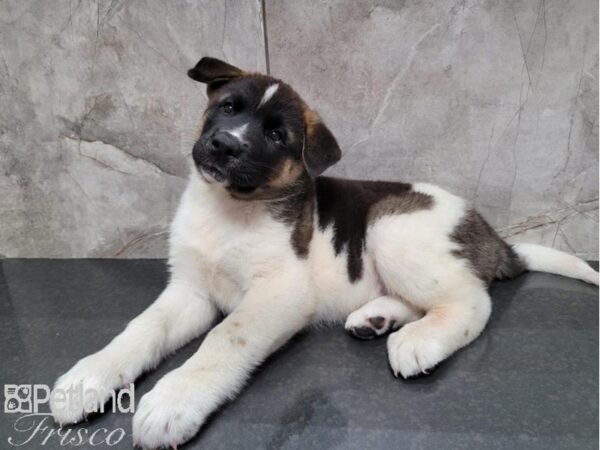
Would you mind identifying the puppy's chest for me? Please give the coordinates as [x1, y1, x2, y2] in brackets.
[172, 198, 293, 310]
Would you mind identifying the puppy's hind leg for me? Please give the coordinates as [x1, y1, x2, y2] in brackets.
[345, 296, 422, 340]
[387, 285, 491, 378]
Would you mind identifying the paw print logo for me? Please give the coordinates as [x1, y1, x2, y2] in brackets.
[4, 385, 32, 413]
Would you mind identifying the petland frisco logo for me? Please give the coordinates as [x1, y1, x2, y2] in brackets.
[3, 384, 134, 447]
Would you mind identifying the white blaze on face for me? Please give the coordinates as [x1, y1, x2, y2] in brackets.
[228, 123, 249, 141]
[257, 83, 279, 109]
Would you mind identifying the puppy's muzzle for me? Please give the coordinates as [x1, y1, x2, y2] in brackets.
[193, 131, 250, 183]
[210, 131, 244, 159]
[193, 132, 246, 167]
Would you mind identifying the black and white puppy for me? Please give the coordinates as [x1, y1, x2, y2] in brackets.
[51, 57, 599, 448]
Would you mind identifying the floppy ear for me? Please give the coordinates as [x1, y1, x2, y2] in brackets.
[302, 110, 342, 177]
[187, 57, 244, 94]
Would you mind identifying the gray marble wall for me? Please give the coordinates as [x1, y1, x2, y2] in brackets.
[1, 0, 598, 259]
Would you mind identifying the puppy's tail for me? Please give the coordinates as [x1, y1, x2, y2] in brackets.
[511, 243, 599, 286]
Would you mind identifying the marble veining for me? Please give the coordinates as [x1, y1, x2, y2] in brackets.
[0, 0, 597, 259]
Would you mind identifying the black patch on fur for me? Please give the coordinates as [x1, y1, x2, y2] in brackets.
[188, 57, 244, 94]
[267, 173, 315, 258]
[315, 177, 434, 282]
[451, 209, 526, 284]
[196, 74, 309, 192]
[190, 59, 434, 272]
[303, 115, 341, 177]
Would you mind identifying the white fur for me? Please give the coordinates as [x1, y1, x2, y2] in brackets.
[51, 172, 598, 448]
[257, 83, 279, 109]
[514, 243, 599, 285]
[51, 280, 217, 426]
[308, 222, 382, 321]
[227, 123, 248, 142]
[366, 183, 494, 377]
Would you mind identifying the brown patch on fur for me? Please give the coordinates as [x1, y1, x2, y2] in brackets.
[428, 306, 451, 324]
[301, 107, 341, 177]
[228, 158, 306, 202]
[267, 159, 305, 190]
[291, 196, 314, 258]
[303, 108, 320, 136]
[267, 173, 315, 258]
[451, 209, 526, 284]
[367, 192, 434, 224]
[230, 336, 246, 347]
[305, 311, 317, 322]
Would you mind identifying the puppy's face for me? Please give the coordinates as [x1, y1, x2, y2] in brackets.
[188, 57, 341, 199]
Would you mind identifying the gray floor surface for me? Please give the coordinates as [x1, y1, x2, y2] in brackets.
[0, 259, 598, 449]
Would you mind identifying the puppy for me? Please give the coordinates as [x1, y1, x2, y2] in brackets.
[51, 57, 599, 448]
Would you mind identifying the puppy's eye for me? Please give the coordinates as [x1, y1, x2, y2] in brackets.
[221, 102, 234, 115]
[268, 130, 283, 143]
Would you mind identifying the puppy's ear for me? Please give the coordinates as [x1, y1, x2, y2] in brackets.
[188, 57, 244, 94]
[302, 110, 342, 177]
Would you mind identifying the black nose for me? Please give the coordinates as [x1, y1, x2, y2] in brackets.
[211, 132, 243, 159]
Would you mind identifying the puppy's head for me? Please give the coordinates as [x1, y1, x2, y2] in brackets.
[188, 57, 341, 199]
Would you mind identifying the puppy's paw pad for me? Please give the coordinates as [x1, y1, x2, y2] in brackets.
[345, 312, 397, 340]
[349, 326, 377, 340]
[369, 316, 387, 329]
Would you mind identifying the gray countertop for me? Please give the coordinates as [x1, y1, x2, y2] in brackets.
[0, 259, 597, 449]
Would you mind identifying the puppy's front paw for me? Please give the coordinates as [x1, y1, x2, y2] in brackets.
[50, 351, 125, 425]
[133, 371, 214, 449]
[387, 325, 447, 379]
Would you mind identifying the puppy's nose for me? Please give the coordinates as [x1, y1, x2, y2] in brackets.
[211, 132, 243, 159]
